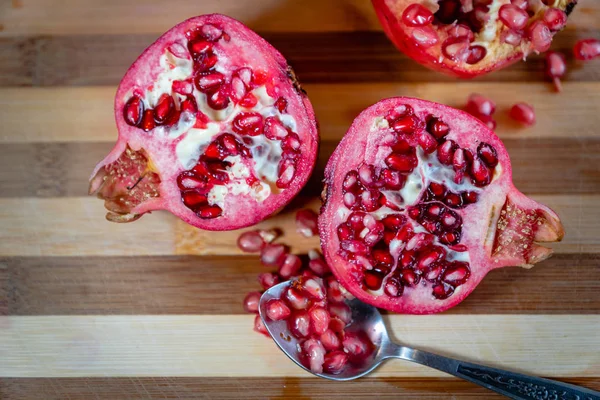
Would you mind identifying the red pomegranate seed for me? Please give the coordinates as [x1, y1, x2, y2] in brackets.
[254, 314, 269, 336]
[296, 209, 318, 237]
[442, 37, 471, 62]
[181, 191, 208, 209]
[303, 278, 327, 300]
[466, 93, 495, 117]
[429, 182, 447, 199]
[444, 193, 462, 208]
[232, 112, 263, 136]
[195, 72, 225, 93]
[309, 306, 331, 335]
[418, 131, 438, 153]
[385, 153, 417, 173]
[140, 109, 156, 132]
[230, 76, 247, 102]
[239, 93, 258, 108]
[188, 39, 212, 57]
[406, 232, 434, 251]
[328, 302, 351, 324]
[545, 51, 566, 92]
[320, 330, 341, 351]
[543, 8, 567, 31]
[274, 97, 288, 113]
[384, 277, 404, 297]
[363, 270, 384, 290]
[276, 158, 296, 189]
[432, 282, 455, 299]
[452, 148, 466, 184]
[498, 4, 529, 30]
[123, 96, 143, 126]
[470, 157, 492, 186]
[288, 311, 310, 338]
[197, 204, 223, 219]
[285, 287, 310, 310]
[381, 214, 405, 231]
[442, 262, 471, 285]
[181, 96, 198, 113]
[463, 191, 478, 203]
[303, 338, 326, 373]
[323, 351, 349, 374]
[411, 26, 439, 47]
[207, 88, 230, 110]
[263, 117, 289, 140]
[573, 38, 600, 61]
[373, 249, 394, 266]
[237, 230, 265, 252]
[402, 4, 433, 27]
[308, 251, 329, 276]
[446, 24, 474, 42]
[358, 164, 377, 187]
[501, 29, 523, 46]
[527, 21, 552, 53]
[426, 116, 449, 140]
[279, 254, 302, 279]
[509, 102, 536, 126]
[260, 243, 287, 266]
[511, 0, 528, 10]
[401, 269, 419, 286]
[243, 291, 262, 313]
[416, 247, 445, 271]
[200, 24, 223, 41]
[467, 45, 487, 64]
[381, 169, 405, 190]
[342, 332, 371, 359]
[266, 299, 291, 321]
[258, 272, 280, 290]
[477, 142, 498, 167]
[391, 115, 422, 134]
[437, 140, 456, 165]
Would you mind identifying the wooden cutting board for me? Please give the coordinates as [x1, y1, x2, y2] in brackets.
[1, 1, 599, 398]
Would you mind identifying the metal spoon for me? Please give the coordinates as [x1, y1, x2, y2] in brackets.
[259, 280, 600, 400]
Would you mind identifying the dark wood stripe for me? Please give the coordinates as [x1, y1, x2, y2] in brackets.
[1, 377, 598, 399]
[1, 138, 599, 198]
[0, 31, 598, 87]
[1, 254, 598, 316]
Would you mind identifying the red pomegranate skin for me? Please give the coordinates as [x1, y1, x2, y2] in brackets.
[319, 97, 564, 314]
[89, 14, 319, 230]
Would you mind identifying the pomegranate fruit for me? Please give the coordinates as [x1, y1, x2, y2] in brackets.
[89, 14, 318, 230]
[319, 98, 564, 314]
[371, 0, 577, 78]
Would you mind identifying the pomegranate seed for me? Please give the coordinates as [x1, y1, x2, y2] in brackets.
[436, 0, 461, 24]
[391, 138, 412, 154]
[274, 97, 288, 113]
[381, 169, 405, 190]
[237, 230, 265, 252]
[442, 211, 460, 229]
[309, 306, 331, 335]
[243, 291, 262, 313]
[358, 164, 378, 187]
[207, 88, 230, 110]
[279, 254, 302, 279]
[343, 170, 359, 192]
[140, 109, 156, 132]
[347, 212, 365, 231]
[303, 278, 327, 300]
[453, 148, 467, 184]
[442, 262, 471, 285]
[543, 8, 567, 31]
[573, 38, 600, 61]
[363, 270, 384, 290]
[527, 21, 552, 53]
[433, 282, 455, 299]
[511, 0, 528, 10]
[384, 277, 404, 297]
[342, 332, 371, 359]
[501, 29, 523, 46]
[303, 338, 326, 373]
[181, 190, 208, 209]
[418, 131, 438, 153]
[411, 26, 439, 47]
[467, 45, 487, 64]
[341, 239, 368, 255]
[440, 231, 459, 245]
[466, 93, 495, 117]
[181, 96, 198, 114]
[123, 96, 144, 126]
[509, 102, 536, 126]
[258, 272, 280, 290]
[188, 39, 212, 57]
[406, 232, 434, 251]
[545, 51, 566, 92]
[239, 93, 258, 108]
[429, 182, 447, 199]
[498, 4, 529, 30]
[328, 302, 351, 324]
[463, 191, 478, 204]
[195, 72, 225, 93]
[427, 117, 450, 139]
[416, 247, 445, 271]
[323, 351, 349, 374]
[308, 250, 329, 276]
[260, 243, 287, 266]
[285, 287, 310, 310]
[477, 142, 498, 168]
[385, 153, 417, 173]
[200, 24, 223, 41]
[446, 24, 474, 42]
[197, 204, 222, 219]
[425, 263, 444, 281]
[402, 4, 434, 27]
[276, 158, 296, 189]
[230, 76, 247, 102]
[381, 214, 405, 231]
[263, 117, 289, 140]
[320, 330, 341, 351]
[266, 299, 291, 321]
[400, 250, 415, 268]
[296, 209, 318, 237]
[282, 134, 301, 153]
[442, 37, 471, 62]
[254, 315, 269, 336]
[391, 115, 422, 134]
[373, 249, 394, 265]
[232, 112, 263, 136]
[401, 269, 419, 286]
[288, 311, 310, 338]
[470, 157, 492, 186]
[437, 140, 456, 165]
[444, 192, 462, 208]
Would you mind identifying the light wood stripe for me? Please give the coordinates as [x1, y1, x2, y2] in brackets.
[0, 195, 597, 257]
[0, 0, 597, 36]
[1, 138, 598, 198]
[1, 377, 598, 399]
[1, 254, 598, 316]
[1, 315, 598, 378]
[2, 83, 599, 144]
[1, 31, 599, 86]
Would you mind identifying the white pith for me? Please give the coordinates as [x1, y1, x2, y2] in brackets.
[126, 45, 299, 206]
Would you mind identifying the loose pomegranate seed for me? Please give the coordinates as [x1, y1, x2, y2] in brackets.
[545, 51, 566, 92]
[498, 4, 529, 30]
[466, 93, 495, 117]
[543, 8, 567, 31]
[323, 351, 349, 374]
[411, 26, 439, 47]
[342, 332, 371, 360]
[243, 291, 262, 313]
[263, 116, 289, 140]
[402, 4, 434, 27]
[279, 254, 303, 279]
[509, 102, 536, 126]
[320, 330, 342, 351]
[573, 38, 600, 61]
[527, 21, 552, 53]
[309, 306, 331, 335]
[254, 314, 269, 336]
[288, 311, 310, 338]
[328, 302, 351, 324]
[123, 96, 143, 126]
[296, 209, 319, 237]
[303, 338, 326, 373]
[260, 243, 288, 266]
[237, 230, 265, 252]
[258, 272, 280, 290]
[303, 278, 327, 300]
[266, 299, 291, 321]
[285, 287, 310, 310]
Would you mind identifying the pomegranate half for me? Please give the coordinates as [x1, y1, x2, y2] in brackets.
[319, 97, 564, 314]
[89, 14, 318, 230]
[372, 0, 578, 78]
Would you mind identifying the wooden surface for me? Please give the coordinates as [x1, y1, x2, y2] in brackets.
[1, 0, 600, 399]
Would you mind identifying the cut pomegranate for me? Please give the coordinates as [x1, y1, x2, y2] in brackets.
[319, 98, 564, 314]
[372, 0, 577, 77]
[545, 51, 566, 92]
[89, 14, 318, 230]
[573, 38, 600, 61]
[510, 102, 536, 126]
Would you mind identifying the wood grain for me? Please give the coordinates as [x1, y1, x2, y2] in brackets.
[1, 254, 598, 316]
[1, 315, 599, 378]
[1, 377, 599, 400]
[2, 31, 600, 86]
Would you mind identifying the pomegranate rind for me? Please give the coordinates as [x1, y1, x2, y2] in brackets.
[319, 97, 564, 314]
[90, 14, 319, 230]
[372, 0, 577, 78]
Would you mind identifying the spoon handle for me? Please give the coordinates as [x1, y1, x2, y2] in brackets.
[391, 345, 600, 400]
